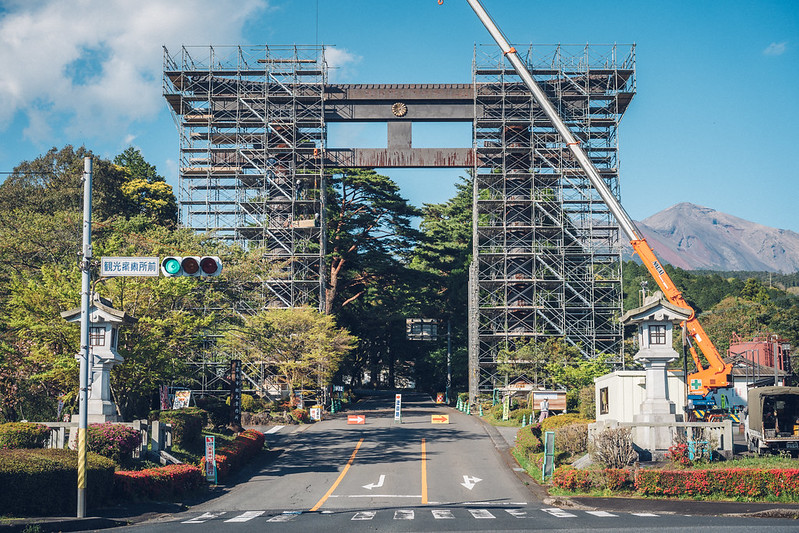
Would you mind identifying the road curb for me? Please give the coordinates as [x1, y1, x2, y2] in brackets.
[0, 517, 126, 532]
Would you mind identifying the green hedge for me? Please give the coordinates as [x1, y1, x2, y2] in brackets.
[0, 448, 115, 516]
[87, 423, 141, 465]
[515, 426, 543, 457]
[540, 413, 593, 431]
[114, 464, 204, 501]
[0, 422, 51, 449]
[150, 408, 208, 450]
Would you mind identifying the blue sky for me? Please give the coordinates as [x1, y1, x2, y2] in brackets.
[1, 1, 797, 232]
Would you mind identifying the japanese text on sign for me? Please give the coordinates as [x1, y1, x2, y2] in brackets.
[101, 257, 159, 277]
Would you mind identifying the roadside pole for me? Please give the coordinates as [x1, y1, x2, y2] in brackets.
[77, 157, 93, 518]
[446, 320, 452, 404]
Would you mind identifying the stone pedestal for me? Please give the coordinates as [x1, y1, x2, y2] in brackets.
[87, 359, 119, 423]
[633, 352, 677, 453]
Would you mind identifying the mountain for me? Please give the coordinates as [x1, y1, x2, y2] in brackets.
[624, 202, 799, 273]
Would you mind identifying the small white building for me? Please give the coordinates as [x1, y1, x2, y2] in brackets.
[595, 370, 688, 424]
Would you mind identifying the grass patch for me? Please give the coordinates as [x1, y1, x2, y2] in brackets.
[482, 413, 523, 428]
[686, 455, 797, 470]
[511, 448, 544, 484]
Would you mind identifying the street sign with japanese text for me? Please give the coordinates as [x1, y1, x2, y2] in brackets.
[394, 394, 402, 422]
[101, 257, 159, 277]
[205, 435, 217, 483]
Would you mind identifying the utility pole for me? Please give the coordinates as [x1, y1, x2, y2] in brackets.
[446, 320, 452, 404]
[77, 157, 93, 518]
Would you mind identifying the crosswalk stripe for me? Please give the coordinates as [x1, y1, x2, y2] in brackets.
[632, 512, 659, 517]
[506, 509, 526, 518]
[352, 511, 377, 521]
[431, 509, 455, 519]
[468, 509, 495, 519]
[182, 512, 224, 524]
[264, 425, 284, 434]
[267, 512, 301, 522]
[586, 510, 617, 517]
[542, 507, 577, 518]
[225, 511, 265, 522]
[394, 510, 414, 520]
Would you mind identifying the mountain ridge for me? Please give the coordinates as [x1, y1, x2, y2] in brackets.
[625, 202, 799, 273]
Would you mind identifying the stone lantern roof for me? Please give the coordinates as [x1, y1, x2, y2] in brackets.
[620, 291, 692, 326]
[60, 294, 136, 326]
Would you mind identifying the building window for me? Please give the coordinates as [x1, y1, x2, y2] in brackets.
[111, 328, 118, 349]
[649, 324, 666, 345]
[90, 326, 105, 346]
[599, 387, 609, 415]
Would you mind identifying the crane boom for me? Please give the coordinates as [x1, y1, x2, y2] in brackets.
[465, 0, 732, 396]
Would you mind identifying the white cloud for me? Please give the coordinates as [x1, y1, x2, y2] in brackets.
[325, 47, 360, 82]
[763, 41, 788, 56]
[0, 0, 267, 143]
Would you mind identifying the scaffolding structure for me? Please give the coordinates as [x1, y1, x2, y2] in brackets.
[163, 45, 327, 311]
[471, 44, 635, 394]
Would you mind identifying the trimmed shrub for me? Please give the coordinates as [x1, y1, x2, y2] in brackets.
[0, 448, 115, 516]
[540, 413, 593, 432]
[291, 408, 309, 423]
[195, 396, 230, 428]
[151, 408, 208, 450]
[551, 466, 592, 491]
[510, 408, 534, 423]
[87, 423, 141, 465]
[202, 429, 265, 481]
[515, 426, 543, 458]
[551, 466, 631, 492]
[114, 464, 203, 501]
[0, 422, 52, 449]
[635, 468, 799, 500]
[554, 423, 588, 457]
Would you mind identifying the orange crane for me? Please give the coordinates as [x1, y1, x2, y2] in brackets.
[453, 0, 733, 398]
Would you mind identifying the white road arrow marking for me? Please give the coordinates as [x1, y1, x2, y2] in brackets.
[461, 475, 483, 490]
[363, 474, 386, 490]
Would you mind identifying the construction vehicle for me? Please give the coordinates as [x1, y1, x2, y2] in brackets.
[745, 386, 799, 455]
[458, 0, 733, 409]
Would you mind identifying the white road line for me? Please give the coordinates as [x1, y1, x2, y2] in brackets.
[264, 425, 284, 434]
[431, 509, 455, 519]
[352, 511, 377, 521]
[394, 510, 414, 520]
[468, 509, 496, 519]
[631, 512, 659, 517]
[542, 507, 577, 518]
[586, 510, 617, 517]
[182, 512, 225, 524]
[267, 511, 301, 522]
[224, 511, 265, 522]
[345, 494, 422, 498]
[506, 509, 527, 518]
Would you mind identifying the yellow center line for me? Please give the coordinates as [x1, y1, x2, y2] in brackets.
[421, 438, 428, 504]
[310, 438, 364, 512]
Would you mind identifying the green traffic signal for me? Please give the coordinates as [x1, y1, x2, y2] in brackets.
[161, 256, 223, 277]
[161, 257, 182, 276]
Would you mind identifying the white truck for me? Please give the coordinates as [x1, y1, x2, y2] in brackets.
[745, 386, 799, 455]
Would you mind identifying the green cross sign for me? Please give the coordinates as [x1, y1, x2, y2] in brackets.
[690, 379, 702, 390]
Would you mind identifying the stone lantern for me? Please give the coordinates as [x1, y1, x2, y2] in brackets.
[61, 295, 136, 423]
[620, 291, 692, 454]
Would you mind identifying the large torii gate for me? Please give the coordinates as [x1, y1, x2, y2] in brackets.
[163, 42, 634, 400]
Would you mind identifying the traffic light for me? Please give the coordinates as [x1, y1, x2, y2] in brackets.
[161, 256, 223, 277]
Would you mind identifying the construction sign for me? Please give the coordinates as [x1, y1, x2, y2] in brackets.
[347, 414, 365, 425]
[431, 415, 450, 424]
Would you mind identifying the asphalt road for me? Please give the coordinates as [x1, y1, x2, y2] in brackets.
[105, 393, 799, 532]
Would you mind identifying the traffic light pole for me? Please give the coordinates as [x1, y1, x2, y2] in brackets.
[77, 157, 93, 518]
